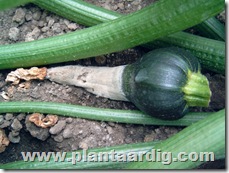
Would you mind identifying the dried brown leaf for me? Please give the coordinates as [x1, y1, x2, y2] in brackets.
[29, 113, 58, 128]
[6, 67, 47, 85]
[0, 129, 10, 153]
[41, 115, 58, 128]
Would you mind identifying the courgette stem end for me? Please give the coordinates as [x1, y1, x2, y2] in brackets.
[182, 71, 211, 107]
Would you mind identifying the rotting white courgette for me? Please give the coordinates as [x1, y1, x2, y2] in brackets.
[41, 48, 211, 120]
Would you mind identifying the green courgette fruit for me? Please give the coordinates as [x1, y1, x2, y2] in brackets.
[122, 48, 211, 119]
[46, 48, 211, 120]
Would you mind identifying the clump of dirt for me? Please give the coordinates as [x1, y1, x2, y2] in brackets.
[0, 0, 225, 169]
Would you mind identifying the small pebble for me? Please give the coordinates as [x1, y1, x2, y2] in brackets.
[117, 3, 124, 10]
[5, 113, 14, 121]
[41, 26, 49, 33]
[53, 135, 64, 143]
[108, 122, 115, 127]
[11, 118, 22, 132]
[0, 120, 11, 128]
[25, 27, 41, 41]
[100, 122, 106, 128]
[31, 27, 41, 37]
[11, 130, 20, 137]
[65, 118, 73, 124]
[47, 18, 55, 27]
[20, 25, 30, 33]
[52, 23, 62, 33]
[95, 56, 106, 65]
[144, 131, 157, 142]
[12, 8, 25, 24]
[63, 128, 73, 139]
[67, 23, 78, 30]
[31, 20, 39, 29]
[124, 137, 132, 144]
[32, 10, 42, 20]
[24, 33, 34, 42]
[49, 120, 66, 135]
[17, 113, 26, 121]
[8, 132, 20, 143]
[38, 20, 45, 27]
[63, 19, 70, 26]
[25, 11, 32, 21]
[8, 27, 20, 41]
[106, 126, 113, 134]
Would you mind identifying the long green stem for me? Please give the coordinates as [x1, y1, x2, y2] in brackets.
[1, 109, 225, 169]
[146, 32, 225, 74]
[0, 101, 211, 126]
[125, 109, 225, 169]
[0, 0, 224, 69]
[35, 0, 225, 74]
[35, 0, 122, 26]
[0, 141, 160, 169]
[194, 17, 225, 41]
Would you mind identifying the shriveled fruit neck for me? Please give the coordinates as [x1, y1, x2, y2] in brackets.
[46, 65, 128, 101]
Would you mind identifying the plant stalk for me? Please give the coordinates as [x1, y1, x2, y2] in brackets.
[125, 109, 225, 169]
[34, 0, 225, 74]
[0, 101, 212, 126]
[0, 0, 225, 69]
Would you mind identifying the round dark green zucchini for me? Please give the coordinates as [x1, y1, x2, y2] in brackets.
[122, 48, 211, 120]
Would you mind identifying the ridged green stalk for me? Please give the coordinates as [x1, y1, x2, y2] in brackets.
[0, 0, 225, 69]
[35, 0, 122, 26]
[0, 109, 225, 169]
[35, 0, 225, 74]
[126, 109, 225, 169]
[147, 32, 225, 74]
[194, 17, 225, 41]
[0, 101, 211, 126]
[0, 141, 160, 169]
